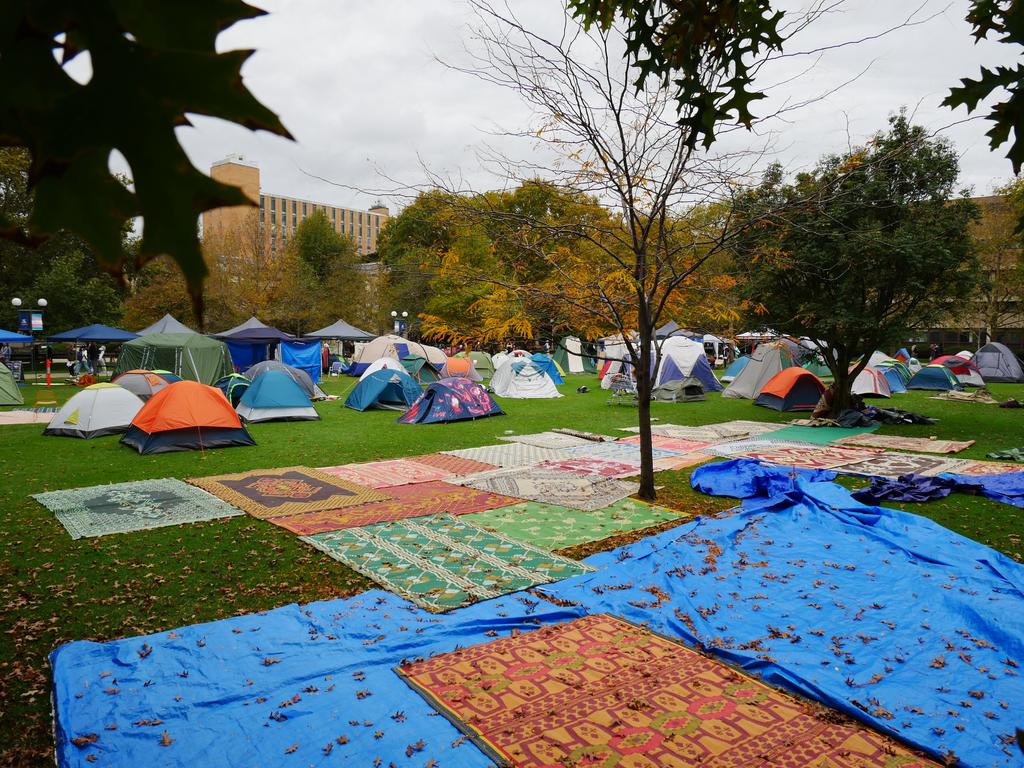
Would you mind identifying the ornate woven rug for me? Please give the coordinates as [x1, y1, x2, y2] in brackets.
[833, 434, 976, 454]
[33, 478, 242, 539]
[300, 514, 591, 612]
[461, 467, 640, 512]
[270, 480, 520, 535]
[464, 498, 683, 550]
[318, 458, 454, 488]
[956, 459, 1024, 475]
[617, 434, 711, 452]
[442, 443, 573, 468]
[743, 444, 881, 470]
[398, 614, 939, 768]
[833, 452, 968, 478]
[405, 453, 497, 476]
[653, 452, 712, 471]
[562, 442, 680, 464]
[533, 457, 641, 478]
[699, 438, 820, 458]
[498, 431, 595, 449]
[188, 467, 389, 520]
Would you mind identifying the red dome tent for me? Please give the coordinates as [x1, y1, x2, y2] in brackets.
[754, 367, 826, 412]
[121, 381, 255, 454]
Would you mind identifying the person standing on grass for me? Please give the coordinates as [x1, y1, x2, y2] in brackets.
[97, 345, 106, 373]
[0, 342, 9, 364]
[87, 342, 99, 374]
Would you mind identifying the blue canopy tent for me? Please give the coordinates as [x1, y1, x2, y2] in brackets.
[217, 320, 294, 370]
[529, 353, 564, 385]
[345, 369, 421, 411]
[281, 339, 323, 384]
[0, 329, 33, 343]
[48, 324, 137, 343]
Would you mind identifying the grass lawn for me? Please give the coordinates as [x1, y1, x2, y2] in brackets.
[1, 373, 1022, 766]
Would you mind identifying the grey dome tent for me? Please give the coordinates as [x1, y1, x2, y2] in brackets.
[136, 314, 196, 336]
[652, 377, 706, 402]
[974, 342, 1024, 383]
[112, 333, 233, 385]
[722, 343, 794, 399]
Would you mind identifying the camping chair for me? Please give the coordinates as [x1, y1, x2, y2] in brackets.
[329, 360, 344, 376]
[606, 371, 639, 406]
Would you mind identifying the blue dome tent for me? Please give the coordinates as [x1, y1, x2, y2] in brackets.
[906, 365, 962, 391]
[345, 369, 422, 411]
[721, 355, 749, 382]
[235, 371, 319, 422]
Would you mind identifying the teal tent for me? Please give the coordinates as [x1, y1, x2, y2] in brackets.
[345, 369, 421, 411]
[236, 371, 318, 422]
[906, 365, 961, 391]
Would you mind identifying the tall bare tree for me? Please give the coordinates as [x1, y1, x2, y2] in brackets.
[432, 2, 826, 500]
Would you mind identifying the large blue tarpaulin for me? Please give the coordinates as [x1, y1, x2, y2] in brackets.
[542, 459, 1024, 767]
[51, 591, 582, 767]
[51, 459, 1024, 767]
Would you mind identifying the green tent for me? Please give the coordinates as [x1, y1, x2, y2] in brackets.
[0, 362, 23, 406]
[113, 333, 233, 384]
[469, 350, 494, 376]
[401, 355, 441, 384]
[801, 358, 834, 380]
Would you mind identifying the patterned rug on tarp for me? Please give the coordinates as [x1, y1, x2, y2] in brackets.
[533, 457, 641, 478]
[833, 434, 976, 454]
[616, 434, 711, 453]
[270, 480, 520, 536]
[561, 442, 680, 464]
[551, 428, 615, 442]
[319, 458, 454, 488]
[33, 478, 243, 539]
[301, 514, 591, 612]
[833, 453, 970, 478]
[189, 467, 389, 520]
[460, 467, 640, 511]
[742, 444, 882, 470]
[699, 438, 821, 458]
[653, 452, 712, 471]
[956, 459, 1024, 475]
[397, 614, 938, 768]
[498, 431, 594, 449]
[406, 453, 497, 476]
[464, 498, 683, 550]
[618, 420, 785, 442]
[442, 443, 573, 468]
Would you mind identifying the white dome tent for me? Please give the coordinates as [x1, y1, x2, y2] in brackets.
[491, 359, 563, 398]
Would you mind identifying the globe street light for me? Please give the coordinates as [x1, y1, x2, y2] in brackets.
[11, 297, 21, 308]
[37, 298, 47, 307]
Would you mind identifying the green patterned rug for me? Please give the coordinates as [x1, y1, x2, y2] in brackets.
[33, 478, 243, 539]
[464, 498, 684, 551]
[300, 514, 592, 612]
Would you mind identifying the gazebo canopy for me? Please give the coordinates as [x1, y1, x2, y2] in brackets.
[306, 319, 374, 340]
[0, 328, 33, 343]
[48, 324, 138, 343]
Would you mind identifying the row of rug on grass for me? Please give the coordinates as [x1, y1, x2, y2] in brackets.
[51, 459, 1024, 767]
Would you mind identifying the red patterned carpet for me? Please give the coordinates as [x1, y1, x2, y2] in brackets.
[399, 614, 938, 768]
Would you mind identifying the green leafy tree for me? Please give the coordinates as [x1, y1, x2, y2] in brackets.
[731, 114, 980, 414]
[567, 0, 784, 149]
[28, 249, 124, 333]
[0, 1, 290, 315]
[944, 1, 1024, 176]
[970, 180, 1024, 342]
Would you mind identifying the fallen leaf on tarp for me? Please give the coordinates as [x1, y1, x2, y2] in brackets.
[71, 734, 98, 748]
[159, 731, 174, 747]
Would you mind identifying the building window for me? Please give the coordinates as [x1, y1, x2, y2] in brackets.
[269, 197, 275, 212]
[302, 202, 307, 216]
[292, 212, 297, 230]
[259, 195, 265, 212]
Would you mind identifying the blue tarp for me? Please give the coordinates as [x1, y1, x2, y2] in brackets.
[225, 340, 269, 370]
[52, 591, 582, 768]
[281, 340, 322, 384]
[51, 458, 1024, 767]
[541, 460, 1024, 767]
[943, 471, 1024, 508]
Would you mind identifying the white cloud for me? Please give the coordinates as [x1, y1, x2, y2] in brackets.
[173, 0, 1021, 213]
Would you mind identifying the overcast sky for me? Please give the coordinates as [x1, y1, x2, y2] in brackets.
[176, 0, 1021, 213]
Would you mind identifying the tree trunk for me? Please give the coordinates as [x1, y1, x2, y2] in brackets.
[831, 350, 867, 417]
[636, 324, 656, 501]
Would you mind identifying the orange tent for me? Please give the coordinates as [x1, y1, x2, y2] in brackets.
[754, 367, 825, 411]
[442, 357, 483, 382]
[122, 381, 255, 454]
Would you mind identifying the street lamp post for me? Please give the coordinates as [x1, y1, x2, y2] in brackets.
[390, 310, 409, 336]
[10, 297, 47, 383]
